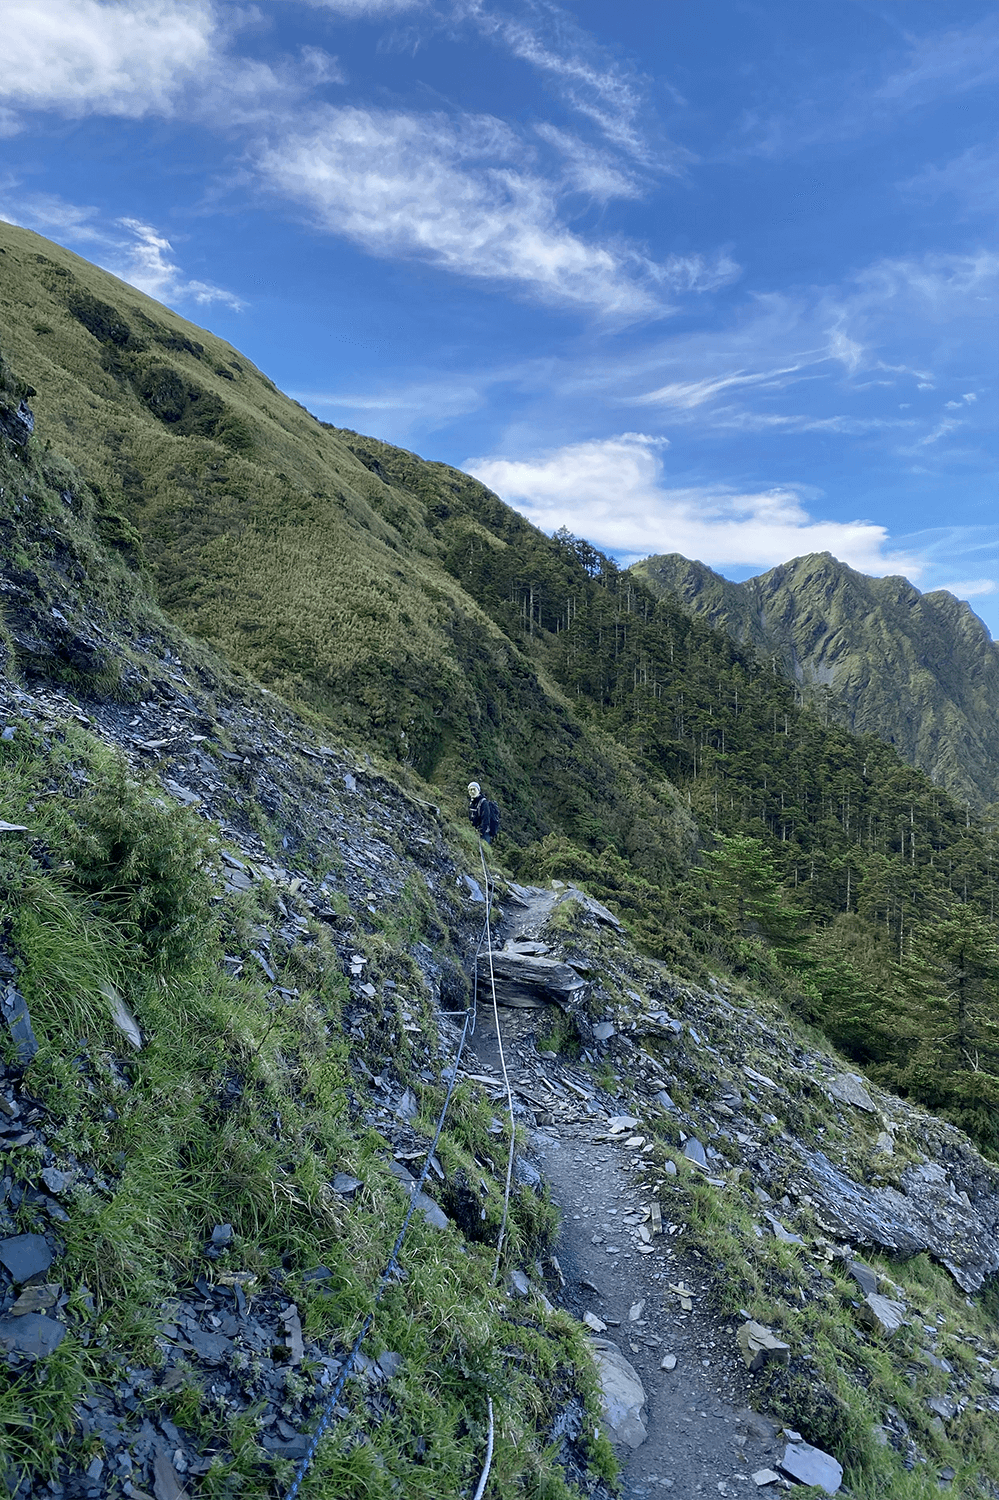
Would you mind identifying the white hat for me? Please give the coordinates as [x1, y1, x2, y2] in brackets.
[467, 781, 481, 797]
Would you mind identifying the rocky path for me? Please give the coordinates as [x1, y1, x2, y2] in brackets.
[467, 883, 789, 1498]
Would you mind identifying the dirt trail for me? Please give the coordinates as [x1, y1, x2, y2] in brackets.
[467, 883, 787, 1498]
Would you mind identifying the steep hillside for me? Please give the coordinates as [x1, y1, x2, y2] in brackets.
[0, 219, 691, 879]
[3, 346, 999, 1500]
[632, 552, 999, 811]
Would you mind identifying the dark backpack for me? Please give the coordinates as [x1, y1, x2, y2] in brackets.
[481, 799, 500, 841]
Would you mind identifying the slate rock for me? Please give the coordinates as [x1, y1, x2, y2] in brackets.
[40, 1168, 71, 1196]
[211, 1224, 233, 1248]
[513, 1155, 542, 1191]
[394, 1088, 418, 1121]
[388, 1161, 449, 1230]
[858, 1293, 907, 1336]
[654, 1090, 676, 1111]
[827, 1073, 877, 1113]
[777, 1440, 843, 1494]
[736, 1321, 791, 1373]
[0, 399, 35, 447]
[1, 985, 38, 1064]
[683, 1138, 707, 1167]
[152, 1443, 187, 1500]
[0, 1311, 65, 1357]
[0, 1234, 52, 1283]
[592, 1022, 615, 1042]
[333, 1174, 363, 1197]
[590, 1339, 647, 1448]
[846, 1259, 878, 1297]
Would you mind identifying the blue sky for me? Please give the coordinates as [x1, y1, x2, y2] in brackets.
[1, 0, 996, 633]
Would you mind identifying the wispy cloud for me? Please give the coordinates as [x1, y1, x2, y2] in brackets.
[732, 15, 998, 158]
[113, 219, 244, 307]
[461, 0, 660, 164]
[534, 122, 643, 202]
[935, 578, 996, 600]
[467, 432, 923, 576]
[254, 104, 666, 317]
[899, 145, 997, 218]
[0, 192, 243, 309]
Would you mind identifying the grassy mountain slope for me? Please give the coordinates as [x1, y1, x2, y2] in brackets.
[2, 223, 997, 1156]
[632, 551, 999, 811]
[0, 219, 691, 877]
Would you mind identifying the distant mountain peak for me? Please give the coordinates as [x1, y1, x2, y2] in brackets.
[632, 550, 999, 809]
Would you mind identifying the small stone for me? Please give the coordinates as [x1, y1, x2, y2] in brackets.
[584, 1311, 608, 1332]
[9, 1284, 58, 1315]
[683, 1138, 707, 1167]
[0, 1234, 52, 1283]
[660, 1354, 677, 1371]
[592, 1022, 615, 1042]
[281, 1305, 305, 1365]
[39, 1168, 72, 1196]
[210, 1224, 233, 1248]
[0, 1311, 66, 1357]
[663, 1160, 677, 1177]
[608, 1115, 640, 1131]
[628, 1300, 646, 1322]
[508, 1269, 531, 1298]
[752, 1472, 780, 1489]
[333, 1173, 363, 1197]
[858, 1293, 906, 1336]
[654, 1090, 676, 1110]
[777, 1440, 843, 1494]
[736, 1320, 791, 1373]
[926, 1395, 956, 1421]
[846, 1259, 878, 1297]
[376, 1350, 402, 1380]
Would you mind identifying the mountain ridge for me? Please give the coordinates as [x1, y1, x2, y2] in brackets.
[631, 550, 999, 810]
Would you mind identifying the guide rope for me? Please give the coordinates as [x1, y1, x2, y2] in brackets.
[284, 843, 508, 1498]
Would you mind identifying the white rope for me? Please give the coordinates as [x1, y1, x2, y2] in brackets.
[471, 1397, 495, 1500]
[479, 840, 517, 1286]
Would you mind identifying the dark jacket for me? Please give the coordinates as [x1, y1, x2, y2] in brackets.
[469, 794, 500, 843]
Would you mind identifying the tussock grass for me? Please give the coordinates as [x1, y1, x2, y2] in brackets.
[0, 723, 609, 1497]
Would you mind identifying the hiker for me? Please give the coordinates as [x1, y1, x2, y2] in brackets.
[467, 781, 500, 844]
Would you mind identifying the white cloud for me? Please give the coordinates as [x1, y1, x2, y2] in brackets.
[0, 0, 341, 129]
[254, 105, 664, 317]
[632, 364, 805, 410]
[0, 193, 243, 309]
[462, 0, 656, 163]
[534, 123, 642, 202]
[935, 578, 997, 600]
[113, 219, 244, 308]
[899, 145, 997, 217]
[466, 432, 923, 576]
[299, 0, 421, 11]
[0, 0, 218, 117]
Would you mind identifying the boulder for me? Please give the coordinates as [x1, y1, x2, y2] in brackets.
[589, 1339, 647, 1448]
[827, 1073, 877, 1112]
[476, 950, 587, 1009]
